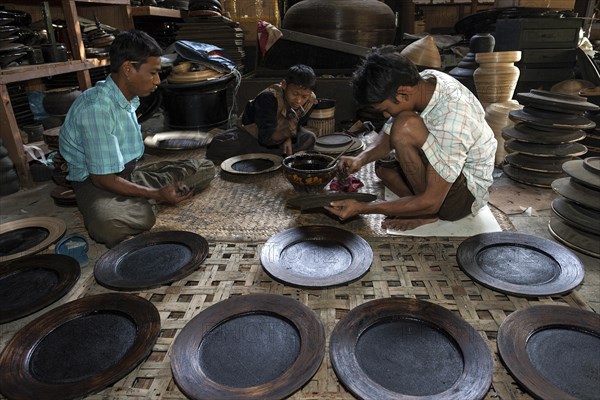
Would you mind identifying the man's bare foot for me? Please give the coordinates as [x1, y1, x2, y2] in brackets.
[382, 216, 439, 230]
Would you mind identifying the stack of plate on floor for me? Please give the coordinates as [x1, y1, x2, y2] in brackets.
[549, 157, 600, 258]
[175, 15, 245, 72]
[502, 89, 598, 188]
[579, 87, 600, 157]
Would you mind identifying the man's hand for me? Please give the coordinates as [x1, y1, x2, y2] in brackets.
[324, 199, 365, 220]
[337, 155, 363, 175]
[159, 183, 193, 204]
[281, 137, 293, 156]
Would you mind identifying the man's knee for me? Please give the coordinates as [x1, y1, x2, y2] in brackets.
[389, 112, 428, 147]
[86, 207, 155, 248]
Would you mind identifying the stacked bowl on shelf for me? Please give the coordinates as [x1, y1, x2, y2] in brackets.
[502, 89, 598, 188]
[549, 157, 600, 258]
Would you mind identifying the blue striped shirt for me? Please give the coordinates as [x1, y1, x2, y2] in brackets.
[59, 76, 143, 183]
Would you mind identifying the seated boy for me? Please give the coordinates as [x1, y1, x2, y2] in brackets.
[206, 64, 318, 161]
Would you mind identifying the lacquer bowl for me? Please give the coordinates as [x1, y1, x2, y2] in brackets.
[282, 153, 337, 193]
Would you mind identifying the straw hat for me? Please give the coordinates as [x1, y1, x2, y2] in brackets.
[400, 35, 442, 68]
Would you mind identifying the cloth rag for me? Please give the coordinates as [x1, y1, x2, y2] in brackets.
[329, 176, 364, 192]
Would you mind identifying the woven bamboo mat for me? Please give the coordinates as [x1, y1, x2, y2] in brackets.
[143, 147, 515, 241]
[1, 237, 591, 400]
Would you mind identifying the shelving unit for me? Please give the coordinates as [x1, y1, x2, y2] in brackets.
[0, 0, 184, 189]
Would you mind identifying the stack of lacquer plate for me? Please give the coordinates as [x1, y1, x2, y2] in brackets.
[549, 157, 600, 258]
[503, 90, 598, 188]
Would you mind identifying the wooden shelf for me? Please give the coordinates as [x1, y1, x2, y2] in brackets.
[0, 59, 110, 85]
[74, 0, 129, 4]
[129, 5, 185, 18]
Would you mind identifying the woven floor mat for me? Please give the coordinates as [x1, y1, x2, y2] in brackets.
[143, 148, 515, 241]
[61, 237, 590, 400]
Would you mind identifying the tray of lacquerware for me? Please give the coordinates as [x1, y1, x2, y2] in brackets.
[260, 225, 373, 288]
[0, 293, 161, 400]
[330, 298, 493, 400]
[94, 230, 209, 290]
[457, 232, 584, 297]
[498, 305, 600, 400]
[0, 217, 67, 263]
[171, 293, 325, 400]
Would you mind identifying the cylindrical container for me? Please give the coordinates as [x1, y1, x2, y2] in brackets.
[43, 87, 82, 116]
[307, 98, 336, 137]
[22, 123, 44, 143]
[485, 100, 523, 166]
[474, 51, 521, 110]
[40, 43, 68, 63]
[159, 74, 234, 130]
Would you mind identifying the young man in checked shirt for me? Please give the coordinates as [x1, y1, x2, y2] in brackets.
[325, 45, 497, 230]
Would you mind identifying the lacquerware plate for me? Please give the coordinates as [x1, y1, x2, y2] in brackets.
[498, 305, 600, 400]
[316, 133, 353, 147]
[0, 254, 80, 324]
[171, 293, 325, 400]
[286, 192, 378, 210]
[548, 218, 600, 258]
[503, 164, 566, 188]
[562, 159, 600, 190]
[314, 137, 364, 155]
[94, 230, 209, 290]
[583, 156, 600, 174]
[144, 131, 213, 149]
[457, 232, 584, 297]
[551, 198, 600, 236]
[330, 298, 493, 400]
[260, 225, 373, 288]
[504, 139, 588, 157]
[504, 153, 575, 173]
[503, 125, 586, 144]
[509, 109, 596, 130]
[552, 177, 600, 211]
[220, 153, 282, 175]
[0, 217, 67, 263]
[0, 293, 160, 400]
[516, 89, 599, 113]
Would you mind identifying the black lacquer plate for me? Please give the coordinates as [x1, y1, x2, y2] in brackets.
[94, 230, 209, 290]
[552, 177, 600, 211]
[330, 298, 493, 400]
[286, 192, 378, 210]
[260, 225, 373, 288]
[220, 153, 283, 175]
[504, 153, 575, 173]
[551, 197, 600, 236]
[0, 293, 161, 400]
[0, 217, 66, 263]
[171, 293, 325, 400]
[498, 305, 600, 400]
[548, 218, 600, 259]
[504, 124, 586, 144]
[562, 158, 600, 190]
[0, 254, 80, 324]
[503, 164, 566, 188]
[457, 232, 584, 297]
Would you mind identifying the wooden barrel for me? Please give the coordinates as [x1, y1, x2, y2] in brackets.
[307, 98, 336, 137]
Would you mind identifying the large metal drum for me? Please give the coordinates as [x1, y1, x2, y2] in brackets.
[282, 0, 396, 48]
